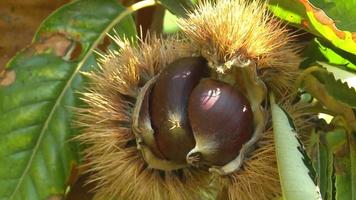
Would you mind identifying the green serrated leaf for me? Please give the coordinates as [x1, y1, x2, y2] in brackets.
[159, 0, 192, 17]
[312, 68, 356, 109]
[328, 117, 356, 200]
[309, 0, 356, 32]
[303, 39, 356, 71]
[309, 129, 335, 200]
[270, 94, 322, 200]
[316, 61, 356, 89]
[332, 128, 356, 200]
[297, 66, 356, 122]
[268, 0, 356, 54]
[0, 0, 137, 199]
[308, 119, 356, 200]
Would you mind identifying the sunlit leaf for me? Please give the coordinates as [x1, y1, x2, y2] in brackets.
[268, 0, 356, 54]
[302, 39, 356, 71]
[312, 70, 356, 109]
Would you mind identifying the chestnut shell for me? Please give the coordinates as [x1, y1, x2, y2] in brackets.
[187, 79, 253, 166]
[135, 79, 165, 159]
[150, 57, 210, 162]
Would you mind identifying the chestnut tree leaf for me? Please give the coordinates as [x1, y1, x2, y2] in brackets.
[303, 72, 355, 121]
[0, 0, 70, 70]
[0, 0, 136, 199]
[332, 127, 356, 200]
[325, 127, 356, 200]
[159, 0, 192, 17]
[309, 123, 356, 200]
[314, 119, 356, 200]
[302, 39, 356, 71]
[296, 64, 356, 125]
[308, 0, 356, 32]
[309, 129, 336, 199]
[315, 61, 356, 89]
[300, 65, 356, 111]
[268, 0, 356, 55]
[312, 69, 356, 109]
[270, 95, 322, 200]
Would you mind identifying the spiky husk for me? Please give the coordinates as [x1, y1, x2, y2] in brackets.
[179, 1, 306, 199]
[215, 101, 314, 200]
[75, 0, 310, 199]
[279, 93, 317, 146]
[217, 129, 280, 200]
[75, 36, 217, 200]
[179, 0, 301, 96]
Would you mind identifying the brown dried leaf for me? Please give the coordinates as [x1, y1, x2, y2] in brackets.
[0, 0, 70, 71]
[0, 70, 16, 86]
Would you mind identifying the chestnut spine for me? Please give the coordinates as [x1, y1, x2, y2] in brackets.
[75, 0, 304, 199]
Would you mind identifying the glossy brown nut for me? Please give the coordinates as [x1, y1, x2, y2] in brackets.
[187, 79, 253, 166]
[133, 78, 166, 159]
[150, 57, 210, 163]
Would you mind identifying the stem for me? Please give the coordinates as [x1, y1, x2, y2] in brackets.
[293, 66, 326, 91]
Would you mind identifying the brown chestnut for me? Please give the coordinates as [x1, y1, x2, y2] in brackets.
[132, 77, 166, 159]
[150, 57, 210, 162]
[186, 79, 253, 166]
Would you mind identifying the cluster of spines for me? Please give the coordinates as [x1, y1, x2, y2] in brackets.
[75, 0, 311, 199]
[178, 0, 301, 96]
[75, 36, 216, 200]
